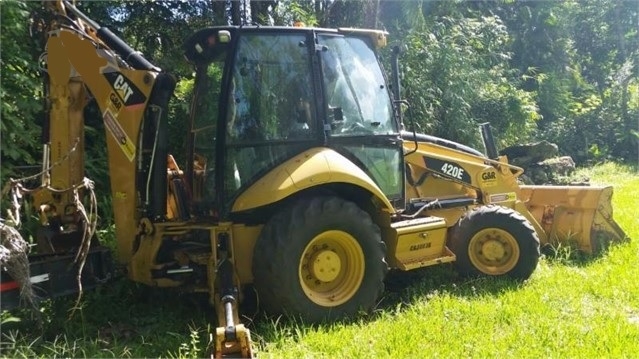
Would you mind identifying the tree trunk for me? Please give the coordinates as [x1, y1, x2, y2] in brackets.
[210, 0, 228, 25]
[613, 3, 628, 120]
[363, 0, 380, 29]
[230, 0, 241, 25]
[251, 0, 273, 25]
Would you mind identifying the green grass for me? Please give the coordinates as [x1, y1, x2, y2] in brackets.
[2, 163, 638, 358]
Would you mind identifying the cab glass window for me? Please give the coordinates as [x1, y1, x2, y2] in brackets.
[319, 35, 396, 137]
[225, 33, 315, 197]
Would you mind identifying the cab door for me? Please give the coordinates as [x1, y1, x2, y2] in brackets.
[318, 33, 405, 209]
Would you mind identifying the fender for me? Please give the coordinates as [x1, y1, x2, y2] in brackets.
[232, 147, 395, 213]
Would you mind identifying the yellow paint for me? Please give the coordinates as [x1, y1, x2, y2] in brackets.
[45, 28, 158, 263]
[231, 224, 263, 283]
[386, 217, 450, 270]
[468, 228, 520, 275]
[299, 230, 365, 307]
[232, 148, 395, 213]
[338, 28, 388, 48]
[519, 185, 627, 253]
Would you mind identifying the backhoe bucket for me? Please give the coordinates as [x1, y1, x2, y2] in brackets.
[519, 185, 628, 254]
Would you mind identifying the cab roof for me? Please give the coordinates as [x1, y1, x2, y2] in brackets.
[184, 26, 387, 64]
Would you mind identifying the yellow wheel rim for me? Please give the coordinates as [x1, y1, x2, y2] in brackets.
[299, 230, 365, 307]
[468, 228, 520, 275]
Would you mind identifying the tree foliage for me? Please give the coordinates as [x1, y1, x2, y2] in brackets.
[1, 0, 637, 194]
[396, 6, 539, 149]
[1, 1, 44, 184]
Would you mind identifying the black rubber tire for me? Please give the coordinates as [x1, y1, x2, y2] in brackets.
[448, 205, 540, 280]
[252, 196, 387, 322]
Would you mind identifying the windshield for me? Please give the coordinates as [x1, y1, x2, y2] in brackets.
[319, 35, 396, 136]
[319, 34, 403, 205]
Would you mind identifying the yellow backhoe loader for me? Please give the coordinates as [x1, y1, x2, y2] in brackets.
[1, 1, 627, 357]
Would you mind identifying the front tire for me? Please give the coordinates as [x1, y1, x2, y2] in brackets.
[252, 196, 387, 322]
[448, 205, 540, 280]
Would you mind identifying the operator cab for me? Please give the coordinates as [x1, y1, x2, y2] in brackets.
[184, 26, 404, 217]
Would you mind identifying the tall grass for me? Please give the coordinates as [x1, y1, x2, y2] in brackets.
[255, 163, 639, 358]
[1, 163, 637, 358]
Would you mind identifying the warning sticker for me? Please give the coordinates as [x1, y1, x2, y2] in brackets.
[489, 192, 517, 203]
[103, 109, 135, 161]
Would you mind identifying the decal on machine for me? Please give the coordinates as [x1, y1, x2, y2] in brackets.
[423, 156, 472, 184]
[481, 171, 497, 181]
[103, 109, 136, 161]
[409, 242, 432, 251]
[103, 71, 146, 108]
[481, 170, 498, 187]
[109, 92, 123, 111]
[489, 192, 517, 203]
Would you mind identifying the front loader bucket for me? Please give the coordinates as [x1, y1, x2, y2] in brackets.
[519, 185, 628, 254]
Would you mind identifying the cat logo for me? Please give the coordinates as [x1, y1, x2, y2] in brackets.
[103, 71, 146, 108]
[114, 75, 134, 102]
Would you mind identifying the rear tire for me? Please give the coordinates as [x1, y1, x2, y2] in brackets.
[448, 205, 540, 280]
[252, 196, 387, 322]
